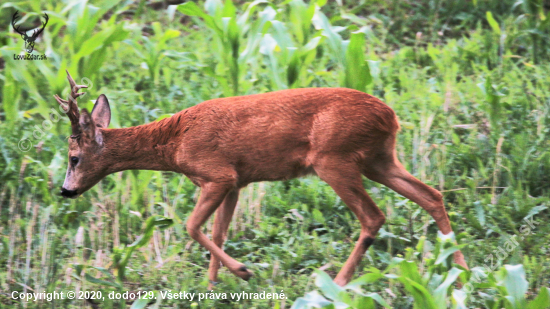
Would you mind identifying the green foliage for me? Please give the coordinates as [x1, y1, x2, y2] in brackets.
[312, 9, 373, 92]
[294, 236, 550, 309]
[259, 20, 321, 89]
[178, 0, 273, 95]
[0, 0, 129, 121]
[1, 1, 550, 308]
[125, 22, 180, 85]
[344, 29, 372, 92]
[112, 215, 174, 282]
[1, 66, 19, 127]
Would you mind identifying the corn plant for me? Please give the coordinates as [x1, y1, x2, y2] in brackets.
[259, 28, 321, 89]
[60, 0, 128, 78]
[312, 9, 372, 92]
[1, 1, 550, 309]
[71, 215, 174, 286]
[177, 0, 274, 96]
[260, 0, 323, 89]
[254, 0, 332, 90]
[478, 264, 550, 309]
[113, 215, 174, 282]
[1, 65, 20, 129]
[477, 75, 508, 135]
[514, 0, 550, 63]
[125, 22, 180, 86]
[293, 232, 550, 309]
[0, 0, 129, 121]
[287, 0, 319, 45]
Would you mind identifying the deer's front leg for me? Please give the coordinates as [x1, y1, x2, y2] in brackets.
[208, 189, 240, 289]
[186, 182, 252, 281]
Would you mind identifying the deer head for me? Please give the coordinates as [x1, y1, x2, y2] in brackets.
[54, 71, 111, 198]
[12, 11, 49, 53]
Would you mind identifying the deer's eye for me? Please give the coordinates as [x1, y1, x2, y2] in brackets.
[70, 157, 79, 166]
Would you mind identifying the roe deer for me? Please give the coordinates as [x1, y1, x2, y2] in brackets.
[55, 70, 468, 287]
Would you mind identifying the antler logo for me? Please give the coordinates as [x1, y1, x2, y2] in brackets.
[11, 11, 49, 53]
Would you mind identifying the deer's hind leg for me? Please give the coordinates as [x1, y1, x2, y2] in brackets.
[364, 157, 468, 270]
[313, 156, 386, 286]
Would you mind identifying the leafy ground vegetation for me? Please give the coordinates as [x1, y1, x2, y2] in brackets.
[1, 0, 550, 308]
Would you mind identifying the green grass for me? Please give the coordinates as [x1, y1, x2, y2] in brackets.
[0, 0, 549, 308]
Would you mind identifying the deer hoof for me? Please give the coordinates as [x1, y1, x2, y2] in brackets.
[333, 278, 347, 287]
[207, 280, 219, 290]
[234, 265, 253, 281]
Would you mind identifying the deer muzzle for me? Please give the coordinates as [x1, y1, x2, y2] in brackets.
[60, 187, 79, 199]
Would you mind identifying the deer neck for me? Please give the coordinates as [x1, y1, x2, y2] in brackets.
[101, 120, 181, 173]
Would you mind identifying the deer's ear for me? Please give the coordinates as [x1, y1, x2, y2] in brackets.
[79, 109, 96, 140]
[91, 94, 111, 129]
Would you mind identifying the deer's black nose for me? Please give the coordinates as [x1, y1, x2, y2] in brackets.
[60, 187, 78, 198]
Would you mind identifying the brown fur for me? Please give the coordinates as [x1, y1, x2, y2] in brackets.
[57, 84, 468, 287]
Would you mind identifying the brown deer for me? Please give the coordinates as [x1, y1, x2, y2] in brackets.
[55, 71, 468, 287]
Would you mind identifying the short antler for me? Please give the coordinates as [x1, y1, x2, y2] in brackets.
[54, 70, 88, 137]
